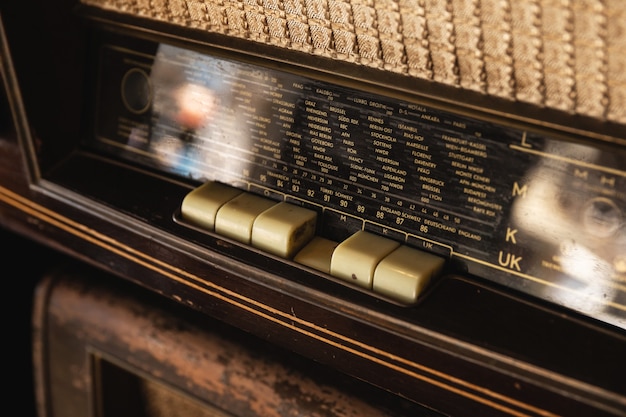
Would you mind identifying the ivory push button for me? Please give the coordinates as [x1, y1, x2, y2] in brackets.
[330, 231, 400, 289]
[373, 246, 444, 304]
[294, 236, 340, 274]
[251, 202, 318, 258]
[214, 193, 277, 243]
[181, 182, 243, 230]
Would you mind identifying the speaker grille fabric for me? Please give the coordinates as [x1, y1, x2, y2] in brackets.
[81, 0, 626, 124]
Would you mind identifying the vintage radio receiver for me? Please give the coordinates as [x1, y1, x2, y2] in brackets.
[74, 1, 626, 328]
[86, 28, 626, 326]
[1, 0, 625, 416]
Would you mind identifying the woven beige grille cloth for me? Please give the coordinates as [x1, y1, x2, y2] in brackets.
[81, 0, 626, 124]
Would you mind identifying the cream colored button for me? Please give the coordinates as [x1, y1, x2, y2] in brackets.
[373, 246, 444, 304]
[330, 231, 400, 289]
[293, 236, 339, 274]
[251, 202, 318, 258]
[215, 193, 277, 243]
[180, 182, 243, 230]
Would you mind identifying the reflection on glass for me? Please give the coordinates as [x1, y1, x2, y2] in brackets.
[132, 44, 265, 181]
[95, 40, 626, 328]
[510, 140, 625, 325]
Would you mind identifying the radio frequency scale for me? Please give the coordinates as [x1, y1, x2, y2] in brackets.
[89, 34, 626, 329]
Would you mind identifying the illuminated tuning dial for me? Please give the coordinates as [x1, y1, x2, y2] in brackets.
[180, 181, 445, 305]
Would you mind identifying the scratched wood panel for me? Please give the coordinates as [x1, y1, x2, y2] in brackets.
[33, 263, 442, 417]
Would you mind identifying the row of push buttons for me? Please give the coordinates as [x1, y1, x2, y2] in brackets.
[180, 181, 445, 305]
